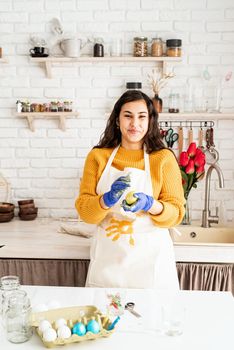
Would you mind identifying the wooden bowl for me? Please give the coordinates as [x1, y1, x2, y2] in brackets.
[18, 203, 35, 210]
[0, 202, 15, 213]
[19, 213, 37, 221]
[0, 211, 14, 223]
[19, 207, 38, 215]
[18, 199, 34, 206]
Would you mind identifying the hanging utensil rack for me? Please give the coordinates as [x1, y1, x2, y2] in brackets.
[159, 120, 215, 128]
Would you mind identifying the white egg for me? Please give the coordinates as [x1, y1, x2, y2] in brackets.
[55, 318, 67, 329]
[39, 320, 52, 333]
[46, 300, 61, 310]
[33, 303, 48, 313]
[43, 328, 57, 342]
[57, 325, 71, 339]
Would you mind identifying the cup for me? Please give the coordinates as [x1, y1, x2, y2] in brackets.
[162, 302, 185, 336]
[29, 47, 48, 56]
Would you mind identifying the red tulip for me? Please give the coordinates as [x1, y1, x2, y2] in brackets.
[187, 142, 197, 158]
[196, 164, 205, 174]
[179, 152, 189, 167]
[185, 159, 195, 174]
[194, 151, 205, 167]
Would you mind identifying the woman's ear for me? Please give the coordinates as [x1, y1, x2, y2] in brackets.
[116, 119, 119, 128]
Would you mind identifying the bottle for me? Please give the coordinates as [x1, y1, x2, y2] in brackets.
[93, 38, 104, 57]
[133, 37, 148, 57]
[151, 37, 163, 57]
[5, 290, 32, 343]
[152, 94, 163, 113]
[16, 100, 22, 113]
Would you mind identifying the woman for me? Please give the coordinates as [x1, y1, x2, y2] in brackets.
[76, 90, 185, 289]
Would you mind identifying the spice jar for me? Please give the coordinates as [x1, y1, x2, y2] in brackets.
[126, 82, 142, 90]
[5, 290, 32, 343]
[166, 39, 182, 57]
[133, 37, 148, 57]
[151, 37, 163, 57]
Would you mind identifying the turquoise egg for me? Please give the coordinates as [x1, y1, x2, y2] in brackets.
[86, 320, 100, 334]
[72, 322, 86, 336]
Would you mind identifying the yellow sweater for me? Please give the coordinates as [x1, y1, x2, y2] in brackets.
[76, 146, 185, 227]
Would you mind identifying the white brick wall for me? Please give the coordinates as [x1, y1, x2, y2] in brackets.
[0, 0, 233, 222]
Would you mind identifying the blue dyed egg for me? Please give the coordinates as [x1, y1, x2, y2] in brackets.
[86, 320, 100, 334]
[72, 322, 86, 336]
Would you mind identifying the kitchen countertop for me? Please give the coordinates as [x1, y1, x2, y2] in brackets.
[0, 285, 233, 350]
[0, 218, 233, 263]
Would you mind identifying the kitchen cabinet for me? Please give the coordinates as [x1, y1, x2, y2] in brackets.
[29, 55, 182, 78]
[15, 111, 79, 131]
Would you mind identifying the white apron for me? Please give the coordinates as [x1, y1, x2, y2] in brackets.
[86, 146, 179, 290]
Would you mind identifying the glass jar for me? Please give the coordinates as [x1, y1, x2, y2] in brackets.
[126, 82, 142, 90]
[133, 37, 148, 57]
[5, 290, 32, 343]
[151, 37, 163, 57]
[93, 38, 104, 57]
[50, 101, 58, 112]
[166, 39, 182, 57]
[0, 276, 20, 316]
[168, 93, 180, 113]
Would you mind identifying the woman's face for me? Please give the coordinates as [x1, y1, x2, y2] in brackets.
[118, 99, 149, 149]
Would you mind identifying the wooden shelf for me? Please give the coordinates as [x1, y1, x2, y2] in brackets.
[159, 112, 234, 120]
[29, 55, 182, 78]
[15, 112, 79, 131]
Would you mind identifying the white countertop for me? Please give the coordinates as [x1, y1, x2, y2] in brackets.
[0, 286, 233, 350]
[0, 218, 233, 263]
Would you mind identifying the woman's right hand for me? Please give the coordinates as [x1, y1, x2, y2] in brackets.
[103, 175, 130, 208]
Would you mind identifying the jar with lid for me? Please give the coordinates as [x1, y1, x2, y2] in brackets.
[133, 37, 148, 57]
[151, 37, 163, 57]
[16, 100, 22, 113]
[166, 39, 182, 57]
[126, 82, 142, 90]
[93, 38, 104, 57]
[168, 93, 180, 113]
[0, 275, 20, 316]
[5, 290, 32, 343]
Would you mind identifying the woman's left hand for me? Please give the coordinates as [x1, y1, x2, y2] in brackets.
[122, 192, 154, 213]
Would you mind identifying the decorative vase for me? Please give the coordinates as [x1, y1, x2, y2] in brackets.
[152, 94, 163, 113]
[182, 198, 191, 225]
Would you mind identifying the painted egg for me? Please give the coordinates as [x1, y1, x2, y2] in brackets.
[39, 320, 52, 333]
[57, 325, 71, 339]
[55, 318, 67, 329]
[72, 322, 86, 336]
[43, 328, 57, 342]
[86, 320, 100, 334]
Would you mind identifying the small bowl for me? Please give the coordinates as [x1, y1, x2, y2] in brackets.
[18, 203, 35, 210]
[0, 212, 14, 223]
[18, 199, 34, 206]
[19, 207, 38, 215]
[0, 202, 15, 213]
[19, 213, 37, 221]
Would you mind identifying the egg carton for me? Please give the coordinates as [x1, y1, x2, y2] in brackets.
[31, 305, 114, 348]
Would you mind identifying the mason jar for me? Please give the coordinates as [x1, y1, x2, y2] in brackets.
[133, 37, 148, 57]
[151, 37, 163, 57]
[5, 290, 32, 344]
[0, 276, 20, 316]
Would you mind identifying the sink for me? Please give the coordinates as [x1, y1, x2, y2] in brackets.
[170, 226, 234, 245]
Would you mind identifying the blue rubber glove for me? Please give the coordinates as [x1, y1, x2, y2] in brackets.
[103, 175, 130, 208]
[121, 192, 154, 213]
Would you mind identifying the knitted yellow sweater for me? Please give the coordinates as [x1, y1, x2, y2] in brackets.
[76, 146, 185, 227]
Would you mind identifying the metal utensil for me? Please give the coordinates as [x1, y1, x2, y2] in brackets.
[125, 302, 141, 318]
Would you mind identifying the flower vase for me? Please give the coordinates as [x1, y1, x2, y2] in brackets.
[152, 94, 163, 113]
[182, 198, 191, 225]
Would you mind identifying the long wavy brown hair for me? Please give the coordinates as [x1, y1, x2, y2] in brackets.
[94, 90, 165, 153]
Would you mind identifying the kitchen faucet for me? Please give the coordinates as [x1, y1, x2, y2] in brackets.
[201, 163, 224, 228]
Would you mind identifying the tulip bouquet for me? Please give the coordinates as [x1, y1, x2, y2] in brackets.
[179, 142, 206, 200]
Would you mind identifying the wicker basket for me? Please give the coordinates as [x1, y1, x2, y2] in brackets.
[31, 305, 114, 348]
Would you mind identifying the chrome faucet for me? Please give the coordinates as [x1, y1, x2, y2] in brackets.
[202, 163, 224, 227]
